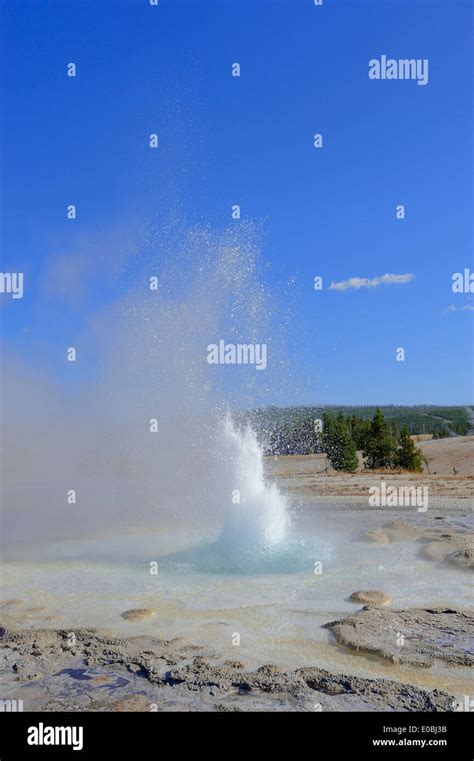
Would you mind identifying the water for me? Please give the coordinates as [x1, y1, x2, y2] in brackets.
[2, 502, 472, 690]
[158, 415, 329, 574]
[220, 414, 288, 548]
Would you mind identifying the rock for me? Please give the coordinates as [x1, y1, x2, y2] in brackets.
[256, 664, 282, 676]
[452, 533, 474, 550]
[420, 542, 454, 562]
[384, 521, 421, 539]
[360, 529, 390, 544]
[325, 607, 474, 668]
[297, 667, 454, 712]
[384, 520, 413, 529]
[419, 529, 457, 543]
[0, 624, 458, 712]
[446, 547, 474, 570]
[350, 590, 391, 606]
[121, 608, 156, 621]
[111, 696, 152, 712]
[223, 660, 245, 670]
[16, 671, 43, 682]
[13, 658, 43, 681]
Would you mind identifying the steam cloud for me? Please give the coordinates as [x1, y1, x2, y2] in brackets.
[1, 223, 292, 550]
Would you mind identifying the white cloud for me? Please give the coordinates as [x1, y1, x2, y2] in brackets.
[329, 273, 414, 291]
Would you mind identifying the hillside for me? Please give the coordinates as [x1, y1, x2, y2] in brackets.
[265, 436, 474, 499]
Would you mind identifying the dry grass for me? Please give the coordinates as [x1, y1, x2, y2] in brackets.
[265, 436, 474, 499]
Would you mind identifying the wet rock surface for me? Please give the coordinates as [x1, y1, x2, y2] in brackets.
[350, 590, 391, 606]
[357, 516, 474, 572]
[0, 624, 460, 711]
[421, 542, 455, 562]
[121, 609, 156, 621]
[325, 607, 474, 668]
[447, 547, 474, 570]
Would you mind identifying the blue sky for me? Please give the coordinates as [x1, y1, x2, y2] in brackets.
[1, 0, 472, 405]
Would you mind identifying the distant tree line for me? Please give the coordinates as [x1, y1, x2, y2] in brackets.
[237, 405, 470, 463]
[320, 409, 423, 472]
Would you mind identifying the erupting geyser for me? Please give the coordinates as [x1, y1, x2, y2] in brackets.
[161, 413, 329, 575]
[2, 223, 329, 574]
[219, 414, 288, 549]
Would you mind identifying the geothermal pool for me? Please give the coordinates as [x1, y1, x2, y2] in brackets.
[2, 504, 473, 695]
[2, 419, 473, 697]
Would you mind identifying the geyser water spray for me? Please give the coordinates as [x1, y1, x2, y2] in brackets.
[218, 413, 288, 549]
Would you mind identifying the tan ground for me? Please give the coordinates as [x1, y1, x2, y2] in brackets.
[264, 436, 474, 499]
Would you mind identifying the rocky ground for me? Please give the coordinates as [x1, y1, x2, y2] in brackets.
[1, 521, 472, 710]
[358, 518, 474, 570]
[0, 622, 465, 712]
[325, 608, 473, 668]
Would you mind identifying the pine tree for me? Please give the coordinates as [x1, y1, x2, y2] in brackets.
[390, 419, 400, 445]
[395, 426, 423, 472]
[363, 408, 396, 469]
[322, 411, 336, 455]
[350, 415, 371, 450]
[327, 415, 359, 472]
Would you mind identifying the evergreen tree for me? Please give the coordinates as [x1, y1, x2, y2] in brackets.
[327, 415, 359, 472]
[322, 412, 336, 455]
[395, 426, 423, 472]
[363, 408, 396, 469]
[390, 419, 400, 445]
[349, 416, 371, 450]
